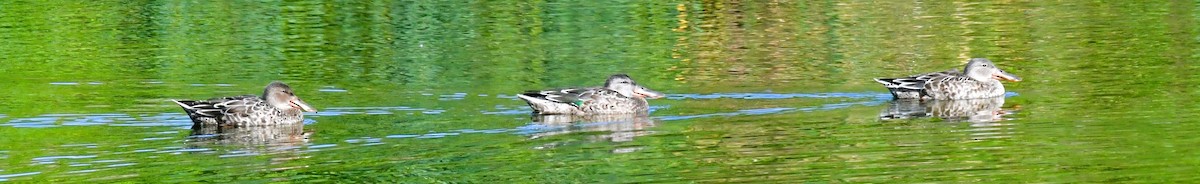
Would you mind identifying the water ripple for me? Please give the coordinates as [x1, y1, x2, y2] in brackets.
[438, 93, 467, 101]
[318, 86, 348, 92]
[61, 143, 99, 148]
[188, 83, 235, 87]
[658, 100, 886, 121]
[2, 92, 935, 182]
[0, 105, 448, 128]
[308, 144, 337, 149]
[0, 172, 41, 181]
[32, 155, 98, 165]
[667, 92, 889, 100]
[385, 134, 420, 138]
[66, 169, 99, 174]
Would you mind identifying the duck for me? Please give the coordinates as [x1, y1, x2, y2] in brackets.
[172, 81, 317, 127]
[874, 58, 1021, 100]
[517, 74, 665, 115]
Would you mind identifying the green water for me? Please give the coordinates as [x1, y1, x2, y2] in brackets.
[2, 1, 1199, 183]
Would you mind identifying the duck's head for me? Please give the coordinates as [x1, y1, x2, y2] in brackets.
[604, 74, 665, 99]
[964, 58, 1021, 82]
[264, 81, 317, 112]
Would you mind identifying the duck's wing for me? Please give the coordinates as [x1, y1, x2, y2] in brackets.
[874, 69, 959, 90]
[172, 95, 263, 117]
[913, 69, 959, 80]
[518, 88, 596, 106]
[932, 74, 973, 82]
[873, 77, 927, 90]
[921, 73, 981, 96]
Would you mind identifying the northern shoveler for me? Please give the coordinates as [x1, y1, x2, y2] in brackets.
[172, 81, 317, 126]
[517, 74, 665, 115]
[874, 58, 1021, 100]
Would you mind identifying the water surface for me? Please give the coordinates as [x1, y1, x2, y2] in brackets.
[2, 1, 1200, 183]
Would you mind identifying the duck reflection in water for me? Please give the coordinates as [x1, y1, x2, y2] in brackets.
[185, 124, 313, 172]
[526, 114, 656, 153]
[187, 123, 311, 149]
[879, 97, 1016, 123]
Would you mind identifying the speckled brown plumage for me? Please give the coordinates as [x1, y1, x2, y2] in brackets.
[172, 82, 317, 127]
[517, 74, 665, 115]
[874, 58, 1021, 100]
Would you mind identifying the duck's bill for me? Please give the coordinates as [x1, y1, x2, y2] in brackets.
[992, 71, 1021, 82]
[290, 99, 318, 112]
[634, 87, 666, 99]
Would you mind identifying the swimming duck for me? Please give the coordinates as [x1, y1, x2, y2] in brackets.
[874, 58, 1021, 100]
[517, 74, 665, 115]
[172, 81, 317, 127]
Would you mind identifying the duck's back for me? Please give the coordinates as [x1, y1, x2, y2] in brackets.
[518, 88, 595, 114]
[174, 95, 302, 126]
[923, 75, 1005, 100]
[875, 70, 959, 99]
[517, 88, 649, 115]
[578, 89, 649, 114]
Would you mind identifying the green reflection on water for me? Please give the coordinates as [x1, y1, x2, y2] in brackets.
[2, 0, 1200, 183]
